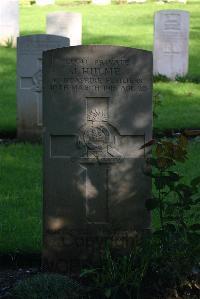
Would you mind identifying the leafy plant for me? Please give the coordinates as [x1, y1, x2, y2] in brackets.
[81, 135, 200, 298]
[144, 135, 200, 298]
[81, 245, 149, 298]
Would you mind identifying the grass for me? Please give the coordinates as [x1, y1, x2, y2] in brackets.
[0, 48, 17, 135]
[154, 82, 200, 130]
[0, 0, 200, 134]
[0, 143, 42, 253]
[0, 140, 199, 253]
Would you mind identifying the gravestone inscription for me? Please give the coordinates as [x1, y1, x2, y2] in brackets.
[17, 34, 70, 140]
[46, 12, 82, 46]
[0, 0, 19, 47]
[153, 10, 189, 79]
[43, 45, 152, 272]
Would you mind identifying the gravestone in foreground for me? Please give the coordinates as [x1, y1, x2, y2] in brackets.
[43, 45, 152, 273]
[36, 0, 55, 5]
[17, 35, 70, 140]
[153, 10, 189, 79]
[46, 12, 82, 46]
[0, 0, 19, 47]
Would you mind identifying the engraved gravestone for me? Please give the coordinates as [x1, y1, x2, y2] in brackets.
[36, 0, 55, 5]
[153, 10, 189, 79]
[17, 35, 70, 140]
[0, 0, 19, 47]
[46, 12, 82, 46]
[43, 45, 152, 272]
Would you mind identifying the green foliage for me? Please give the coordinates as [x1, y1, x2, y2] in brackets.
[81, 136, 200, 299]
[81, 247, 149, 298]
[11, 273, 87, 299]
[144, 135, 200, 298]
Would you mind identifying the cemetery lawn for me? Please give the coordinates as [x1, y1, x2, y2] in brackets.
[0, 140, 199, 253]
[1, 0, 200, 134]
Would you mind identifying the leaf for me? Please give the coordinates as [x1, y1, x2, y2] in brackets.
[140, 139, 156, 149]
[145, 198, 159, 210]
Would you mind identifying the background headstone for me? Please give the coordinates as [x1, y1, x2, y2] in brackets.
[127, 0, 146, 3]
[153, 10, 189, 79]
[163, 0, 187, 3]
[43, 45, 152, 273]
[17, 34, 70, 140]
[92, 0, 111, 5]
[46, 12, 82, 46]
[36, 0, 55, 5]
[0, 0, 19, 47]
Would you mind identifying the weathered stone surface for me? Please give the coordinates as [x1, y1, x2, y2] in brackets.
[17, 34, 70, 140]
[36, 0, 55, 5]
[153, 10, 189, 79]
[46, 12, 82, 46]
[42, 45, 152, 272]
[0, 0, 19, 47]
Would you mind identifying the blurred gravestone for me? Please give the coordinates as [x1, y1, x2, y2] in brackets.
[127, 0, 146, 3]
[0, 0, 19, 47]
[163, 0, 187, 3]
[36, 0, 55, 5]
[42, 45, 152, 273]
[17, 34, 70, 140]
[153, 10, 189, 79]
[92, 0, 111, 4]
[46, 12, 82, 46]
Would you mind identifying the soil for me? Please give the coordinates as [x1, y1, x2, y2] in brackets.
[0, 268, 39, 298]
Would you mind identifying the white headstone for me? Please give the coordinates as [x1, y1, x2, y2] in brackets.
[17, 34, 70, 140]
[0, 0, 19, 47]
[36, 0, 55, 5]
[46, 12, 82, 46]
[92, 0, 111, 4]
[153, 10, 189, 79]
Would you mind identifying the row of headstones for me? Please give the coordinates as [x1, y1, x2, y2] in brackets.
[0, 1, 82, 47]
[30, 0, 189, 4]
[0, 2, 189, 140]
